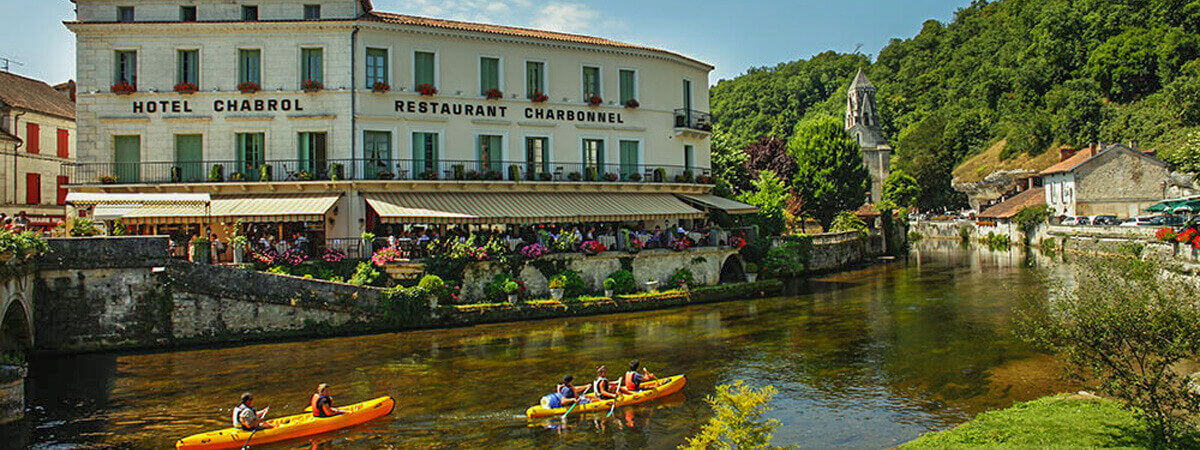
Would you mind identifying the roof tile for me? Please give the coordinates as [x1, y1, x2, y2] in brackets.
[0, 71, 75, 120]
[979, 187, 1045, 219]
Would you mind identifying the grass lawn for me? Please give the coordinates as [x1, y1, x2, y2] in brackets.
[901, 393, 1188, 449]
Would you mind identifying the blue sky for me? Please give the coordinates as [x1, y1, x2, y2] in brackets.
[0, 0, 970, 84]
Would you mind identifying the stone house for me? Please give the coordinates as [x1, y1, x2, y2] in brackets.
[0, 71, 77, 226]
[1041, 143, 1168, 218]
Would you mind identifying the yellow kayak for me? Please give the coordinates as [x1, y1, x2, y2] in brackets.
[175, 396, 395, 450]
[525, 374, 686, 418]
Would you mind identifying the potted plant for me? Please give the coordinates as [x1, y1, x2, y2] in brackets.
[376, 170, 395, 180]
[602, 172, 619, 182]
[549, 276, 566, 300]
[504, 280, 520, 303]
[99, 175, 119, 184]
[744, 263, 759, 283]
[484, 88, 504, 100]
[361, 231, 376, 255]
[0, 233, 17, 263]
[586, 94, 603, 106]
[191, 236, 212, 265]
[295, 170, 315, 181]
[584, 167, 598, 181]
[624, 98, 640, 109]
[372, 81, 391, 93]
[110, 82, 137, 95]
[627, 172, 643, 182]
[568, 171, 582, 182]
[209, 164, 225, 182]
[529, 91, 549, 103]
[237, 81, 261, 94]
[452, 164, 465, 180]
[231, 235, 250, 264]
[301, 79, 324, 92]
[259, 164, 273, 181]
[538, 172, 552, 181]
[627, 238, 643, 254]
[653, 168, 666, 183]
[416, 83, 438, 96]
[229, 172, 246, 181]
[603, 278, 616, 298]
[508, 165, 521, 181]
[466, 170, 481, 181]
[170, 166, 183, 183]
[419, 170, 439, 180]
[696, 174, 714, 184]
[330, 163, 345, 181]
[419, 275, 445, 309]
[644, 277, 659, 292]
[580, 240, 606, 256]
[174, 81, 198, 94]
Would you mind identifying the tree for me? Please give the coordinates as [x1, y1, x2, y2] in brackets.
[882, 170, 920, 208]
[680, 381, 784, 450]
[789, 117, 869, 229]
[737, 170, 791, 237]
[1088, 28, 1162, 102]
[1161, 130, 1200, 179]
[1019, 258, 1200, 445]
[742, 136, 796, 189]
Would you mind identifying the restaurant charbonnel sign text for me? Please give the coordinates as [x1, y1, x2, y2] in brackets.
[395, 100, 626, 124]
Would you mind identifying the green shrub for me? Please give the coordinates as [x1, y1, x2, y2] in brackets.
[418, 274, 443, 292]
[603, 278, 616, 291]
[908, 230, 925, 242]
[553, 270, 586, 297]
[665, 268, 695, 290]
[744, 262, 759, 274]
[209, 164, 224, 182]
[484, 273, 522, 301]
[348, 262, 380, 286]
[764, 246, 806, 277]
[739, 238, 772, 264]
[605, 269, 638, 294]
[830, 210, 867, 234]
[679, 381, 782, 450]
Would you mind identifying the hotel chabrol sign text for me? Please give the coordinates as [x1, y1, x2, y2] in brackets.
[395, 99, 626, 124]
[130, 98, 306, 114]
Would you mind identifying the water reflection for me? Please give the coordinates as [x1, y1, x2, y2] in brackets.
[7, 242, 1075, 449]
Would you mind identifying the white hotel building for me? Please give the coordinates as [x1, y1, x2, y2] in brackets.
[65, 0, 743, 244]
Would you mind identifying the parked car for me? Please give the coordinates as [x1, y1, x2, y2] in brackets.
[1090, 215, 1119, 226]
[1120, 216, 1155, 227]
[1162, 215, 1187, 226]
[1062, 216, 1089, 226]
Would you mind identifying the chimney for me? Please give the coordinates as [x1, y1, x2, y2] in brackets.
[1059, 147, 1080, 162]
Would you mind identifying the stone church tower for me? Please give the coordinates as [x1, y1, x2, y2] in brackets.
[845, 68, 891, 204]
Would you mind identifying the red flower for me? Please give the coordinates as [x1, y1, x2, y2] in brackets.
[237, 81, 261, 93]
[301, 79, 324, 92]
[1193, 235, 1200, 250]
[624, 98, 640, 108]
[372, 81, 391, 93]
[174, 81, 198, 94]
[110, 82, 137, 94]
[416, 83, 438, 96]
[1156, 227, 1177, 241]
[586, 94, 603, 106]
[484, 88, 504, 100]
[529, 91, 549, 103]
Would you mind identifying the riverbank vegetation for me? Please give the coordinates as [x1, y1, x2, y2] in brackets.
[1019, 257, 1200, 445]
[681, 381, 787, 450]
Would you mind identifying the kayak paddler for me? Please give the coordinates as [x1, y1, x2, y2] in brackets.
[592, 366, 619, 400]
[619, 360, 656, 395]
[311, 383, 350, 418]
[540, 375, 590, 409]
[233, 392, 273, 431]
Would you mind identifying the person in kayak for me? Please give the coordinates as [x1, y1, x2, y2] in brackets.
[619, 360, 656, 394]
[311, 383, 350, 418]
[233, 393, 273, 431]
[540, 375, 590, 409]
[592, 366, 619, 400]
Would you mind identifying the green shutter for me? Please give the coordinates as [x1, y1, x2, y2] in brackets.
[620, 141, 639, 177]
[177, 50, 198, 85]
[302, 48, 323, 83]
[175, 134, 203, 181]
[478, 135, 502, 170]
[413, 132, 438, 174]
[238, 50, 260, 85]
[583, 67, 599, 98]
[366, 48, 387, 88]
[415, 52, 435, 87]
[480, 57, 499, 94]
[113, 135, 141, 183]
[620, 70, 635, 103]
[526, 62, 543, 97]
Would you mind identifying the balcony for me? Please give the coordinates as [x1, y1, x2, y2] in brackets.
[63, 159, 715, 186]
[674, 108, 713, 138]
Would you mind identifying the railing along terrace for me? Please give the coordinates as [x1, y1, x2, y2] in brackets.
[63, 159, 715, 185]
[674, 109, 713, 132]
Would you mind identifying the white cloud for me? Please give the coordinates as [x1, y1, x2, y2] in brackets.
[376, 0, 611, 35]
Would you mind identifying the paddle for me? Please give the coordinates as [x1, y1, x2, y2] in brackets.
[560, 384, 591, 421]
[239, 406, 268, 450]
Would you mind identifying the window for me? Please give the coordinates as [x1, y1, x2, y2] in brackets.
[526, 61, 545, 98]
[175, 134, 204, 182]
[682, 79, 693, 111]
[412, 132, 439, 174]
[113, 135, 141, 183]
[477, 135, 503, 171]
[114, 50, 137, 85]
[364, 131, 392, 179]
[301, 48, 323, 84]
[56, 176, 68, 205]
[180, 6, 197, 21]
[238, 49, 261, 85]
[583, 139, 604, 172]
[242, 5, 258, 20]
[236, 133, 265, 178]
[304, 4, 320, 19]
[365, 48, 388, 88]
[684, 145, 694, 171]
[25, 174, 40, 205]
[25, 123, 39, 154]
[582, 66, 600, 99]
[525, 137, 549, 178]
[619, 140, 639, 179]
[56, 128, 69, 158]
[298, 132, 327, 173]
[480, 57, 500, 95]
[177, 49, 199, 86]
[414, 51, 435, 88]
[619, 69, 636, 104]
[117, 6, 134, 22]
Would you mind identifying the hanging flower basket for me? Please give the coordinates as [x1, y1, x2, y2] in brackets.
[484, 88, 504, 100]
[110, 82, 137, 95]
[529, 91, 549, 103]
[372, 81, 391, 93]
[301, 79, 324, 92]
[624, 98, 640, 109]
[586, 94, 603, 106]
[416, 83, 438, 96]
[237, 81, 261, 94]
[174, 82, 198, 94]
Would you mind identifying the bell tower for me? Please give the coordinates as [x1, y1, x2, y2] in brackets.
[845, 68, 891, 204]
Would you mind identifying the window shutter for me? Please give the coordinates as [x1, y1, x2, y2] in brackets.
[57, 129, 69, 158]
[26, 123, 39, 153]
[57, 176, 68, 205]
[26, 173, 40, 205]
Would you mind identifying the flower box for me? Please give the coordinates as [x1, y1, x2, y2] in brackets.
[237, 81, 261, 94]
[484, 88, 504, 100]
[529, 91, 549, 103]
[372, 81, 391, 93]
[174, 81, 198, 94]
[416, 83, 438, 96]
[110, 82, 137, 95]
[301, 79, 324, 92]
[99, 175, 119, 184]
[624, 98, 640, 109]
[586, 94, 603, 106]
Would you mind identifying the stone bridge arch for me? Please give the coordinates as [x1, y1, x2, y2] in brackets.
[719, 253, 746, 283]
[0, 283, 33, 354]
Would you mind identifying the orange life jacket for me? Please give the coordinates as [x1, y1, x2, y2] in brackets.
[623, 371, 639, 391]
[311, 393, 333, 418]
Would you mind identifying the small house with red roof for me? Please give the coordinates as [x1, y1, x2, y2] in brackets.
[1041, 143, 1168, 218]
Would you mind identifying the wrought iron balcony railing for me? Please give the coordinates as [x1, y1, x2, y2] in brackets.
[63, 158, 715, 186]
[674, 108, 713, 132]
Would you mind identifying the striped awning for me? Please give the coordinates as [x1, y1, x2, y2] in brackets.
[677, 194, 759, 215]
[121, 194, 341, 225]
[364, 192, 705, 224]
[66, 192, 211, 206]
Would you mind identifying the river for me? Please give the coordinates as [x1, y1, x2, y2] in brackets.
[7, 242, 1075, 448]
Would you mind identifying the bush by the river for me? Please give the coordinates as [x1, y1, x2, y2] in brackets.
[680, 381, 785, 450]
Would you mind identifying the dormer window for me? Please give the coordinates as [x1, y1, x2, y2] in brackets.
[117, 6, 134, 22]
[304, 4, 321, 20]
[242, 5, 259, 21]
[180, 6, 197, 22]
